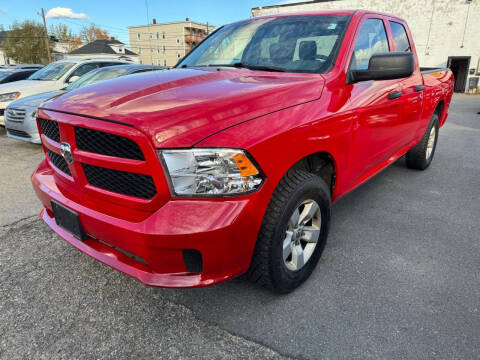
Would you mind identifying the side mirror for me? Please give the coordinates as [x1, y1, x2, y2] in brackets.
[67, 75, 80, 83]
[348, 52, 414, 84]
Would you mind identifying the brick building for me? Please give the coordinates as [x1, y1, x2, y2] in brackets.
[128, 18, 213, 67]
[252, 0, 480, 92]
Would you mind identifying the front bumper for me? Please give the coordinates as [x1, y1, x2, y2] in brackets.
[32, 159, 268, 287]
[4, 106, 41, 143]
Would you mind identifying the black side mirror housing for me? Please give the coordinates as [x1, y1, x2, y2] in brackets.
[348, 52, 414, 84]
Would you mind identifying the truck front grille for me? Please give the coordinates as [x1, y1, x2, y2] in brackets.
[39, 115, 161, 202]
[82, 164, 156, 199]
[75, 126, 145, 160]
[5, 108, 26, 123]
[47, 149, 71, 176]
[39, 118, 60, 142]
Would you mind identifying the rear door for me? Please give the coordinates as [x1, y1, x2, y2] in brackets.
[386, 19, 424, 145]
[346, 16, 404, 181]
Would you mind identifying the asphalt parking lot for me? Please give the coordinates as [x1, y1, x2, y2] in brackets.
[1, 95, 479, 359]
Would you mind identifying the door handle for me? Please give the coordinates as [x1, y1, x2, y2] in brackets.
[414, 85, 425, 92]
[388, 91, 402, 100]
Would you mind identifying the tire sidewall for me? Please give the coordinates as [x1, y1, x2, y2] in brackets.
[424, 114, 440, 167]
[269, 177, 331, 292]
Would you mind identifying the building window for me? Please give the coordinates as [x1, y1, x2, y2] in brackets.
[138, 48, 141, 54]
[162, 32, 165, 39]
[176, 38, 180, 44]
[150, 33, 153, 39]
[163, 45, 165, 53]
[177, 53, 181, 58]
[157, 48, 160, 53]
[163, 59, 167, 66]
[156, 32, 159, 39]
[137, 33, 140, 40]
[151, 48, 153, 53]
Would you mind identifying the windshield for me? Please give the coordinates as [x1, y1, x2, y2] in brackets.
[178, 15, 350, 74]
[66, 66, 129, 90]
[28, 62, 76, 80]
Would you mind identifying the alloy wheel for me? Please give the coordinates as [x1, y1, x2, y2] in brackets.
[283, 199, 321, 271]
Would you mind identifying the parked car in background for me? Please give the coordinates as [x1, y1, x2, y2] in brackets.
[32, 10, 453, 293]
[0, 68, 42, 121]
[5, 64, 166, 143]
[0, 58, 128, 125]
[0, 68, 40, 84]
[0, 64, 43, 69]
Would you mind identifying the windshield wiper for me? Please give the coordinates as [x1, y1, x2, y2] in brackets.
[206, 62, 286, 72]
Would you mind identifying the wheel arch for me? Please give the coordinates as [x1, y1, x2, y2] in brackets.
[434, 100, 445, 118]
[290, 151, 337, 194]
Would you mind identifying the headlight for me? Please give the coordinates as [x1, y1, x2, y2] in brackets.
[0, 92, 20, 102]
[159, 148, 263, 196]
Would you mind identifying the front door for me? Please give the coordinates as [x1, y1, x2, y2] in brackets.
[346, 17, 405, 182]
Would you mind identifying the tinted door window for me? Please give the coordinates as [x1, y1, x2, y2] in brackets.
[389, 21, 411, 52]
[0, 74, 14, 83]
[351, 19, 389, 70]
[132, 69, 157, 74]
[5, 73, 22, 82]
[67, 63, 101, 81]
[14, 71, 33, 80]
[100, 62, 123, 67]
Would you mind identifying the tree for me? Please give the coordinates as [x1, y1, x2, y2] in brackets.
[3, 20, 54, 64]
[49, 23, 82, 52]
[49, 23, 72, 43]
[80, 24, 109, 43]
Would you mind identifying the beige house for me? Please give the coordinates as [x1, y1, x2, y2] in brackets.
[128, 18, 213, 66]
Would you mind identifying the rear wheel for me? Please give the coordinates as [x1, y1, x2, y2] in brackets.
[406, 113, 439, 170]
[248, 169, 331, 293]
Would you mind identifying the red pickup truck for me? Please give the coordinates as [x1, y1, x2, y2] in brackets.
[32, 10, 453, 293]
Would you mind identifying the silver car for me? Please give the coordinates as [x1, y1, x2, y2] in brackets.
[5, 64, 165, 143]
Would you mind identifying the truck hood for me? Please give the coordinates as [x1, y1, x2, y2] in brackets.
[0, 80, 61, 100]
[43, 68, 324, 147]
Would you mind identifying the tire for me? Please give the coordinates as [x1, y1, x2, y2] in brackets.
[247, 169, 331, 293]
[405, 113, 439, 170]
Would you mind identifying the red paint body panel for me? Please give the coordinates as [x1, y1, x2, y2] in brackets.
[32, 10, 454, 287]
[44, 68, 325, 148]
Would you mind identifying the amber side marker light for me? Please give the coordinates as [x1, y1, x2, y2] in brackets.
[233, 153, 259, 177]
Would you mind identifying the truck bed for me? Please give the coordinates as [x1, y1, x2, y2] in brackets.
[420, 67, 449, 74]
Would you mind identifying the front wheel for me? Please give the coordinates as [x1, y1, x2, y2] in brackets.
[247, 169, 331, 293]
[405, 113, 439, 170]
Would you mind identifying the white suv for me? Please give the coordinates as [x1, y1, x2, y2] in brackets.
[0, 58, 129, 125]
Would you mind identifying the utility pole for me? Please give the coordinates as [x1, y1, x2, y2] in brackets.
[41, 8, 52, 63]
